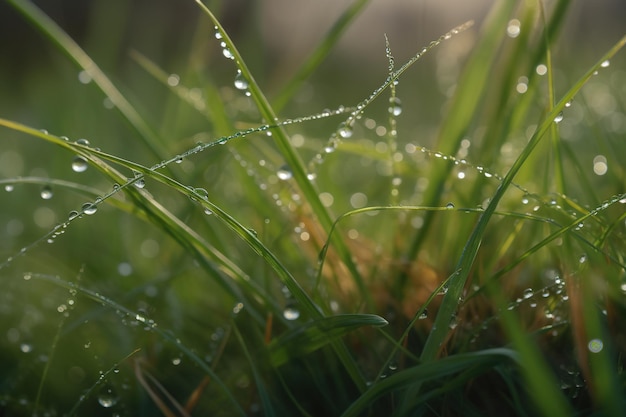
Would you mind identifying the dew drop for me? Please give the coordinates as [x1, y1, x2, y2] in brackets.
[167, 74, 180, 87]
[283, 306, 300, 320]
[172, 357, 182, 366]
[445, 202, 455, 209]
[194, 187, 209, 200]
[388, 97, 402, 116]
[418, 309, 428, 320]
[234, 71, 249, 90]
[71, 156, 88, 173]
[68, 210, 80, 220]
[522, 288, 534, 299]
[40, 186, 53, 200]
[97, 386, 119, 408]
[214, 27, 223, 40]
[222, 48, 234, 59]
[277, 165, 293, 181]
[600, 60, 610, 68]
[134, 178, 145, 189]
[506, 19, 521, 38]
[587, 338, 603, 353]
[82, 202, 97, 215]
[554, 112, 564, 123]
[75, 138, 90, 146]
[337, 122, 353, 138]
[565, 100, 572, 108]
[578, 254, 587, 264]
[4, 184, 14, 192]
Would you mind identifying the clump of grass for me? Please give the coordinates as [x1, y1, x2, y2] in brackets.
[1, 0, 625, 416]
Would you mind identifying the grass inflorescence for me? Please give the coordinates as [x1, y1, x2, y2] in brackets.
[1, 0, 625, 416]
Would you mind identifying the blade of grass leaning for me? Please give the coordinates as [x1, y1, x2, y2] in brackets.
[271, 0, 371, 113]
[268, 314, 388, 367]
[340, 348, 519, 417]
[0, 120, 279, 321]
[192, 0, 371, 310]
[7, 0, 170, 162]
[420, 33, 626, 362]
[193, 0, 373, 391]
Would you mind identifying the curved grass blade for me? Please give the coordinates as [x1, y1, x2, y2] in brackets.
[341, 348, 519, 417]
[268, 314, 388, 367]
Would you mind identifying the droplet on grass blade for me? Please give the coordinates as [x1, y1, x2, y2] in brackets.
[234, 71, 249, 90]
[277, 165, 293, 181]
[40, 186, 53, 200]
[283, 306, 300, 320]
[71, 156, 88, 173]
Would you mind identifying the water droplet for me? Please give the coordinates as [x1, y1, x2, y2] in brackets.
[418, 309, 428, 320]
[40, 186, 53, 200]
[4, 184, 14, 192]
[277, 165, 293, 181]
[134, 178, 145, 189]
[449, 316, 458, 329]
[71, 156, 88, 172]
[445, 202, 455, 209]
[222, 47, 234, 59]
[587, 339, 603, 353]
[437, 286, 449, 296]
[175, 156, 183, 164]
[600, 60, 610, 68]
[97, 386, 119, 408]
[554, 112, 564, 123]
[234, 71, 249, 90]
[506, 19, 521, 38]
[522, 288, 534, 299]
[172, 357, 182, 365]
[337, 122, 353, 138]
[167, 74, 180, 87]
[68, 210, 80, 220]
[214, 27, 223, 39]
[82, 202, 97, 215]
[194, 187, 209, 200]
[76, 138, 90, 146]
[564, 100, 573, 108]
[578, 254, 587, 264]
[232, 302, 244, 314]
[283, 306, 300, 320]
[388, 97, 402, 116]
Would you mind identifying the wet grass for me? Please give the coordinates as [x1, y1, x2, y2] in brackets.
[1, 0, 626, 416]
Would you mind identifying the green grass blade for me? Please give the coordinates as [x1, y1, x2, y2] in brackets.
[268, 314, 388, 367]
[341, 348, 519, 417]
